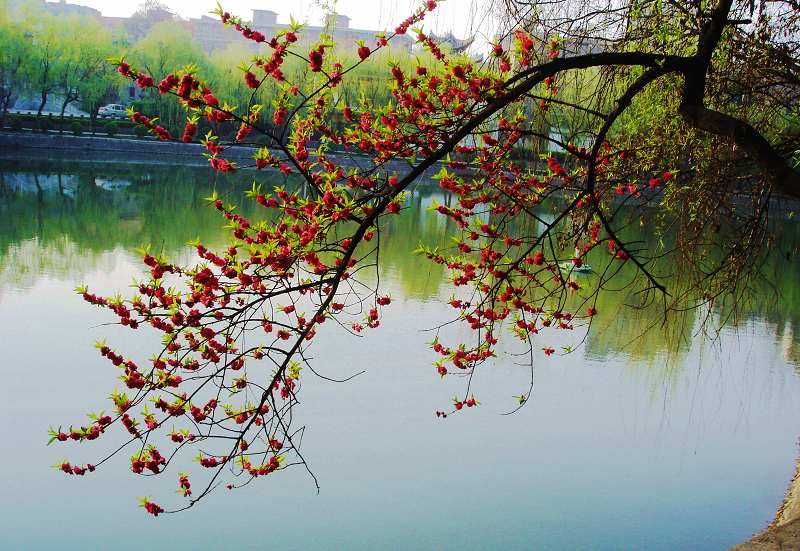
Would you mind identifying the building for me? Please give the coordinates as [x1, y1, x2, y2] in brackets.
[426, 32, 475, 54]
[25, 1, 414, 54]
[7, 0, 100, 18]
[188, 10, 414, 54]
[41, 0, 100, 18]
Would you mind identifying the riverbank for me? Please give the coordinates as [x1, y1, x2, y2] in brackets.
[729, 457, 800, 550]
[729, 519, 800, 550]
[0, 131, 441, 179]
[3, 130, 798, 220]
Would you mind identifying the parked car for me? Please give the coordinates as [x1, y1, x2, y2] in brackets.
[98, 104, 128, 119]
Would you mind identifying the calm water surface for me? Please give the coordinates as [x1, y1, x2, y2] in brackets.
[0, 159, 799, 550]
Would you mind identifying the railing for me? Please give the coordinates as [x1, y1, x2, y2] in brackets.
[8, 109, 127, 120]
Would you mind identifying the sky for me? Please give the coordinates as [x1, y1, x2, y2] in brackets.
[51, 0, 496, 40]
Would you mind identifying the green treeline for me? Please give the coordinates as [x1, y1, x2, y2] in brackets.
[0, 0, 118, 122]
[0, 0, 579, 157]
[0, 1, 452, 140]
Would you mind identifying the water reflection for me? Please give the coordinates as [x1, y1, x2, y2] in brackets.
[2, 159, 799, 368]
[1, 159, 799, 551]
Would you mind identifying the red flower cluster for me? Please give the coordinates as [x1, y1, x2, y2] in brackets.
[181, 119, 197, 143]
[309, 47, 324, 72]
[244, 70, 261, 89]
[142, 499, 164, 517]
[129, 111, 171, 141]
[57, 0, 655, 514]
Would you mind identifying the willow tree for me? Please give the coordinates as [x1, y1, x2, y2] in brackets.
[0, 0, 31, 126]
[52, 0, 800, 514]
[51, 17, 114, 126]
[128, 21, 211, 135]
[25, 16, 57, 116]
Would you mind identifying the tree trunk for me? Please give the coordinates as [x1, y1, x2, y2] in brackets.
[676, 0, 800, 200]
[37, 90, 48, 117]
[0, 92, 10, 130]
[59, 97, 68, 134]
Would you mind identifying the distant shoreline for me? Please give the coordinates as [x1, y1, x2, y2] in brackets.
[2, 131, 799, 220]
[729, 455, 800, 550]
[0, 131, 443, 179]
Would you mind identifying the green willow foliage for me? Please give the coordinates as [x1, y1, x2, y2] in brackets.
[0, 1, 464, 137]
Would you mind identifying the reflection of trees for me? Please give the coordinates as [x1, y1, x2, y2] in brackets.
[2, 160, 799, 370]
[378, 188, 455, 300]
[717, 221, 800, 370]
[584, 278, 697, 365]
[579, 211, 800, 370]
[579, 221, 698, 368]
[0, 161, 262, 291]
[0, 236, 119, 292]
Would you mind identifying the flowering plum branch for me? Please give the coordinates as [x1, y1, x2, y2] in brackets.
[52, 0, 799, 514]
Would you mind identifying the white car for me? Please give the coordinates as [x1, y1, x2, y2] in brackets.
[98, 104, 128, 119]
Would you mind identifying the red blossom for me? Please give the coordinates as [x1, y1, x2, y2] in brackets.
[309, 48, 324, 72]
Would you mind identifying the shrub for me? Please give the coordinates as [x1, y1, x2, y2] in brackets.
[9, 117, 23, 131]
[38, 118, 51, 133]
[106, 121, 118, 137]
[134, 125, 147, 138]
[71, 121, 83, 136]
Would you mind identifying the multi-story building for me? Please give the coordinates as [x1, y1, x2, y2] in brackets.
[39, 0, 100, 18]
[28, 1, 414, 54]
[190, 11, 414, 53]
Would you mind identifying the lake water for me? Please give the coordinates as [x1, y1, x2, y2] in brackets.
[1, 158, 799, 550]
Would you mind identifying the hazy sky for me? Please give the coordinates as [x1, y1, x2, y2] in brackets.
[55, 0, 494, 39]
